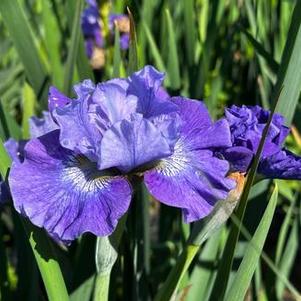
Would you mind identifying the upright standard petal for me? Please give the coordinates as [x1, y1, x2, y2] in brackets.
[144, 97, 235, 222]
[9, 130, 132, 241]
[127, 66, 178, 117]
[53, 96, 100, 161]
[51, 71, 179, 165]
[91, 82, 138, 127]
[73, 79, 96, 99]
[48, 86, 71, 112]
[150, 112, 182, 149]
[258, 149, 301, 179]
[99, 114, 172, 172]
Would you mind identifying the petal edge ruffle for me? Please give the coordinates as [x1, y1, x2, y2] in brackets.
[9, 130, 132, 241]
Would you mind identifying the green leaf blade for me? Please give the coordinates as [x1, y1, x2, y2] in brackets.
[272, 0, 301, 124]
[165, 9, 181, 90]
[63, 0, 85, 96]
[225, 185, 278, 301]
[0, 0, 48, 98]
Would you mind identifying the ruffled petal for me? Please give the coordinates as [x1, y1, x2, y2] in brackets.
[144, 147, 235, 222]
[53, 97, 100, 161]
[4, 138, 27, 163]
[171, 97, 231, 149]
[129, 65, 164, 91]
[29, 111, 59, 138]
[73, 79, 95, 98]
[144, 96, 235, 221]
[243, 129, 281, 157]
[106, 78, 129, 90]
[186, 119, 232, 150]
[225, 105, 290, 158]
[258, 148, 301, 179]
[91, 82, 138, 127]
[172, 97, 212, 134]
[99, 114, 172, 172]
[150, 112, 181, 149]
[222, 146, 254, 172]
[48, 87, 71, 112]
[9, 130, 132, 241]
[127, 66, 178, 117]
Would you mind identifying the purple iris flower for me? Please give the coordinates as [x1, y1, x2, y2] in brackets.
[109, 14, 130, 50]
[81, 0, 103, 58]
[8, 66, 235, 242]
[120, 33, 130, 50]
[223, 105, 301, 179]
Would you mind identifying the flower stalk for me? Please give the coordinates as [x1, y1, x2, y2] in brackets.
[93, 274, 110, 301]
[94, 215, 127, 301]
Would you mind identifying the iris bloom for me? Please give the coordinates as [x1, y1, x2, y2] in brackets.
[223, 105, 301, 179]
[81, 0, 103, 58]
[9, 66, 236, 242]
[81, 0, 130, 66]
[109, 14, 130, 50]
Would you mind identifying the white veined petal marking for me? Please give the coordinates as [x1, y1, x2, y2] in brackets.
[155, 139, 190, 177]
[61, 155, 111, 193]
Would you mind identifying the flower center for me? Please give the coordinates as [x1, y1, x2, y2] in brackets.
[61, 155, 112, 193]
[152, 139, 189, 176]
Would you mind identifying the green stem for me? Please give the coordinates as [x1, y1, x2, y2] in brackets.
[134, 181, 150, 300]
[154, 244, 199, 301]
[93, 216, 127, 301]
[93, 274, 110, 301]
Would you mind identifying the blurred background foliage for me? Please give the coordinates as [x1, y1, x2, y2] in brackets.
[0, 0, 301, 300]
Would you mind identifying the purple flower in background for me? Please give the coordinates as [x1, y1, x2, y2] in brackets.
[81, 0, 103, 58]
[9, 65, 235, 242]
[223, 105, 301, 179]
[120, 33, 130, 50]
[81, 2, 131, 65]
[109, 14, 130, 50]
